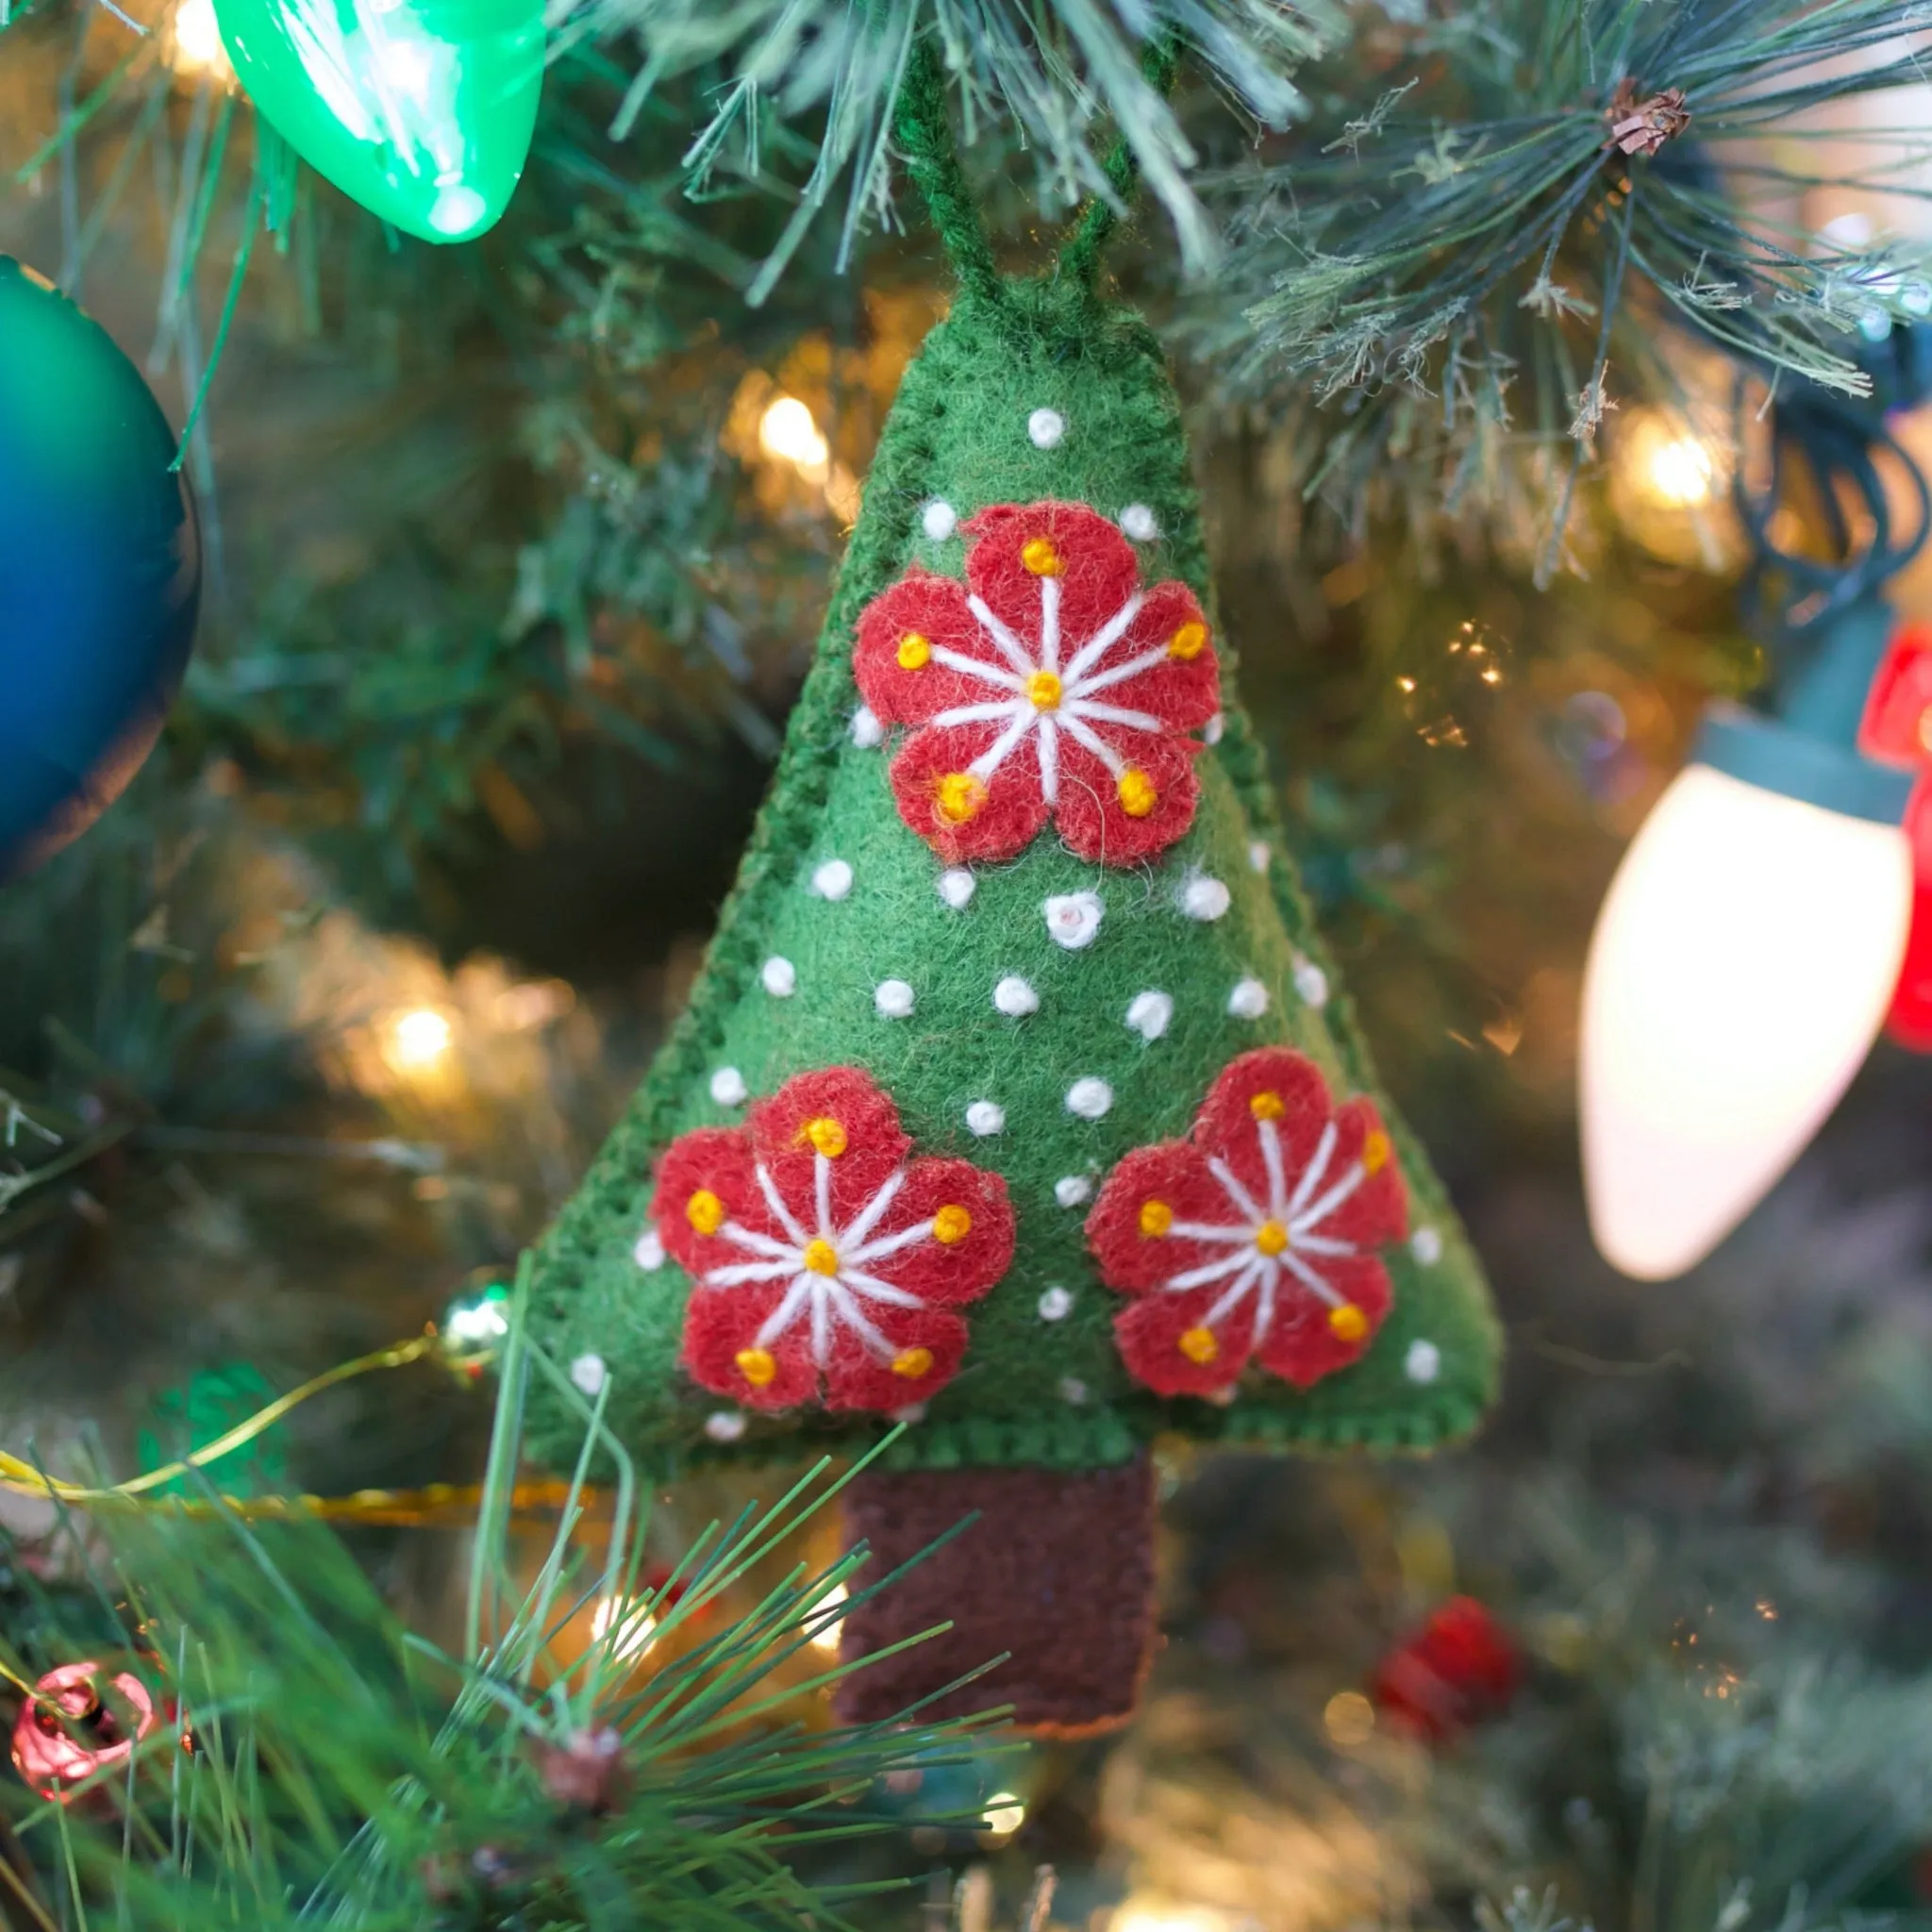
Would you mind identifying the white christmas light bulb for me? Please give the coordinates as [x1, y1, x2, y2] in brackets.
[1580, 763, 1911, 1280]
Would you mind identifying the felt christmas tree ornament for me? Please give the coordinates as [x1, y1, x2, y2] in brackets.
[521, 55, 1501, 1735]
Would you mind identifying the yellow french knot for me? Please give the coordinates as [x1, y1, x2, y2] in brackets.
[891, 1346, 934, 1379]
[897, 631, 931, 671]
[803, 1115, 848, 1158]
[932, 1205, 973, 1244]
[1361, 1129, 1391, 1174]
[1255, 1220, 1289, 1257]
[935, 772, 988, 824]
[1022, 537, 1063, 576]
[1328, 1305, 1369, 1342]
[1139, 1199, 1174, 1238]
[1117, 769, 1158, 818]
[802, 1238, 840, 1275]
[1169, 620, 1208, 660]
[1249, 1090, 1285, 1122]
[686, 1189, 725, 1236]
[736, 1347, 777, 1387]
[1178, 1326, 1220, 1364]
[1025, 669, 1063, 710]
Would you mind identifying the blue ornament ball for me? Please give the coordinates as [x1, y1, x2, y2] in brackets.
[0, 258, 202, 882]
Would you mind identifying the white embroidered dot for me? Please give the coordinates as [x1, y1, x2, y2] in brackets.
[1027, 407, 1065, 449]
[1179, 875, 1231, 922]
[810, 858, 854, 901]
[1038, 1286, 1074, 1322]
[570, 1352, 608, 1397]
[1410, 1226, 1443, 1266]
[633, 1228, 665, 1271]
[937, 868, 976, 909]
[760, 956, 797, 997]
[1120, 503, 1160, 541]
[893, 1402, 929, 1424]
[1227, 976, 1270, 1020]
[1044, 891, 1104, 950]
[1065, 1077, 1113, 1120]
[1125, 990, 1173, 1041]
[1293, 955, 1330, 1008]
[710, 1066, 749, 1108]
[922, 499, 958, 541]
[875, 978, 916, 1019]
[1248, 839, 1271, 874]
[965, 1099, 1006, 1137]
[1054, 1174, 1093, 1208]
[851, 705, 884, 749]
[993, 975, 1039, 1017]
[1405, 1340, 1441, 1385]
[705, 1409, 748, 1442]
[1204, 712, 1225, 746]
[1058, 1375, 1090, 1406]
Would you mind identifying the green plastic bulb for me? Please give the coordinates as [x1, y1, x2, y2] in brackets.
[215, 0, 545, 243]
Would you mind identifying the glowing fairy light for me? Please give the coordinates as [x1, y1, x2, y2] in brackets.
[1646, 433, 1717, 508]
[171, 0, 231, 77]
[388, 1007, 453, 1070]
[1618, 409, 1721, 511]
[1323, 1689, 1376, 1745]
[980, 1790, 1026, 1839]
[809, 1581, 847, 1655]
[591, 1596, 658, 1660]
[1111, 1903, 1235, 1932]
[759, 396, 830, 472]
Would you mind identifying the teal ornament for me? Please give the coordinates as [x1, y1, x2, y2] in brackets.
[0, 259, 201, 883]
[214, 0, 545, 243]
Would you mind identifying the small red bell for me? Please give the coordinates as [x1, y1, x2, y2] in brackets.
[10, 1661, 157, 1798]
[1370, 1596, 1519, 1741]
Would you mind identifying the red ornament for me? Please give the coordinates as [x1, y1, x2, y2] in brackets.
[656, 1066, 1016, 1411]
[1371, 1596, 1519, 1740]
[1859, 623, 1932, 1050]
[1086, 1047, 1406, 1397]
[853, 500, 1220, 866]
[10, 1661, 157, 1798]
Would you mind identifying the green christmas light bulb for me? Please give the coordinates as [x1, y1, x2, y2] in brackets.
[214, 0, 545, 243]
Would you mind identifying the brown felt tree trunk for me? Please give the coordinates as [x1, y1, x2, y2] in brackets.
[833, 1454, 1158, 1735]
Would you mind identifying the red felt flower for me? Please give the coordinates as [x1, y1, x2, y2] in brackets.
[1085, 1047, 1406, 1396]
[1371, 1596, 1520, 1740]
[654, 1068, 1015, 1412]
[853, 500, 1220, 866]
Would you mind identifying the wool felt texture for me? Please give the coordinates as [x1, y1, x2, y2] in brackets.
[1088, 1045, 1404, 1397]
[853, 502, 1217, 866]
[658, 1065, 1014, 1410]
[519, 271, 1503, 1479]
[832, 1454, 1158, 1734]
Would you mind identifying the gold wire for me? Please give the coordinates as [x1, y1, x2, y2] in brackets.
[0, 1332, 607, 1526]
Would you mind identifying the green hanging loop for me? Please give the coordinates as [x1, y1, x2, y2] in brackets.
[1056, 34, 1182, 292]
[893, 34, 1183, 301]
[891, 42, 1006, 308]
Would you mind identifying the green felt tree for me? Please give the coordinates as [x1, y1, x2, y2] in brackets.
[522, 69, 1502, 1734]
